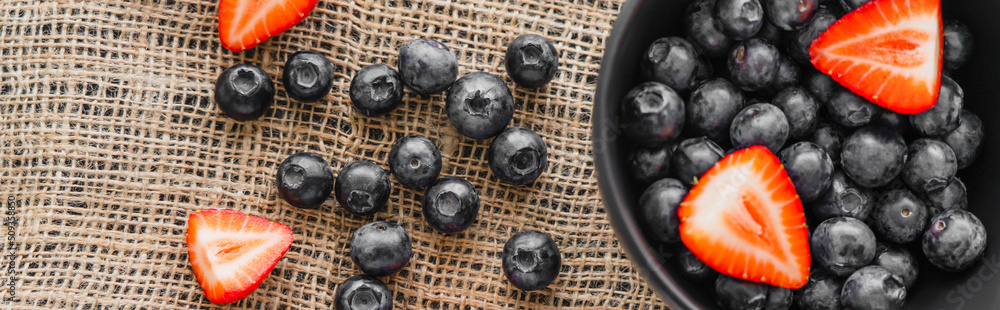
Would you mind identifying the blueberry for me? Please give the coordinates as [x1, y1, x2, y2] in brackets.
[871, 188, 929, 244]
[731, 103, 790, 153]
[911, 76, 963, 137]
[728, 38, 781, 92]
[764, 286, 793, 310]
[779, 142, 834, 202]
[838, 0, 871, 12]
[715, 0, 764, 40]
[810, 122, 845, 163]
[714, 275, 766, 310]
[793, 270, 843, 310]
[276, 152, 334, 209]
[773, 86, 820, 140]
[841, 125, 907, 188]
[789, 8, 836, 64]
[214, 64, 275, 121]
[445, 72, 515, 140]
[676, 246, 718, 285]
[684, 0, 734, 57]
[620, 82, 686, 147]
[638, 178, 687, 243]
[334, 275, 392, 310]
[805, 70, 838, 103]
[901, 139, 958, 194]
[505, 34, 559, 88]
[826, 89, 878, 128]
[923, 210, 987, 272]
[811, 217, 877, 276]
[397, 38, 458, 95]
[763, 55, 801, 96]
[672, 137, 725, 185]
[686, 78, 745, 143]
[641, 37, 702, 92]
[765, 0, 818, 30]
[349, 64, 405, 117]
[502, 230, 561, 291]
[943, 19, 974, 71]
[283, 50, 334, 103]
[388, 136, 442, 188]
[875, 109, 911, 137]
[840, 266, 906, 310]
[942, 110, 984, 169]
[629, 144, 673, 184]
[873, 243, 918, 289]
[422, 177, 480, 234]
[349, 221, 412, 277]
[809, 171, 875, 222]
[925, 178, 967, 218]
[488, 127, 548, 185]
[335, 161, 392, 215]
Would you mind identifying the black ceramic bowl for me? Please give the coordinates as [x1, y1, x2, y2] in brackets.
[594, 0, 1000, 309]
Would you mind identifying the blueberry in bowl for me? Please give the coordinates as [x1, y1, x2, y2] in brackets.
[594, 0, 999, 309]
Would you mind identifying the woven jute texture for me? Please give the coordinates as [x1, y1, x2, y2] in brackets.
[0, 0, 667, 308]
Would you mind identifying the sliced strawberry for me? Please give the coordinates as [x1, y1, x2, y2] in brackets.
[218, 0, 319, 52]
[678, 146, 810, 289]
[187, 209, 294, 304]
[809, 0, 942, 114]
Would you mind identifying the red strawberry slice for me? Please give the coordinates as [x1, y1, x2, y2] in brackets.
[187, 209, 294, 304]
[678, 146, 810, 289]
[809, 0, 942, 114]
[218, 0, 319, 52]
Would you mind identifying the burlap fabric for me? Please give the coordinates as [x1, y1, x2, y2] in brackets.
[0, 0, 667, 308]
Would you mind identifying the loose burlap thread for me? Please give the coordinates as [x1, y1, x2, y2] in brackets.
[0, 0, 667, 308]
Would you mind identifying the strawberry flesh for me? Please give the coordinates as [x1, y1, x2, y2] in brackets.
[218, 0, 319, 52]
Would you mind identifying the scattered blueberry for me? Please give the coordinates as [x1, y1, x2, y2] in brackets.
[873, 243, 919, 289]
[765, 0, 817, 30]
[629, 144, 674, 184]
[488, 127, 548, 185]
[925, 178, 968, 218]
[350, 221, 412, 277]
[825, 89, 878, 128]
[911, 76, 963, 137]
[773, 86, 820, 139]
[349, 64, 405, 117]
[388, 136, 442, 189]
[715, 0, 765, 40]
[422, 177, 480, 234]
[397, 38, 458, 94]
[684, 0, 734, 57]
[672, 137, 725, 186]
[810, 122, 845, 163]
[620, 82, 686, 147]
[283, 50, 334, 103]
[942, 110, 984, 169]
[788, 8, 836, 64]
[215, 64, 275, 121]
[779, 142, 834, 202]
[728, 38, 781, 92]
[922, 210, 987, 272]
[505, 34, 559, 88]
[793, 270, 844, 310]
[714, 275, 767, 310]
[730, 103, 790, 153]
[445, 72, 515, 140]
[809, 170, 874, 222]
[871, 188, 929, 244]
[276, 152, 334, 209]
[686, 78, 745, 142]
[642, 37, 702, 92]
[841, 124, 907, 188]
[502, 230, 561, 291]
[638, 178, 687, 243]
[335, 161, 392, 215]
[811, 217, 877, 276]
[901, 139, 958, 194]
[676, 246, 719, 285]
[334, 275, 392, 310]
[840, 266, 906, 310]
[943, 19, 974, 71]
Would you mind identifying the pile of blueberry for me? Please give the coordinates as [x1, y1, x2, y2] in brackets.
[623, 0, 985, 309]
[214, 35, 565, 309]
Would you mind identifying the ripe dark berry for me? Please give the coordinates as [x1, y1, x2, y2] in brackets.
[841, 124, 907, 188]
[398, 38, 458, 94]
[730, 103, 790, 153]
[779, 142, 834, 202]
[811, 217, 877, 276]
[686, 78, 745, 143]
[873, 243, 919, 289]
[794, 270, 844, 310]
[871, 188, 928, 244]
[925, 178, 968, 218]
[637, 178, 687, 243]
[728, 38, 780, 92]
[911, 76, 963, 137]
[765, 0, 817, 30]
[840, 266, 906, 310]
[773, 86, 820, 139]
[763, 55, 801, 96]
[349, 64, 405, 117]
[388, 136, 442, 189]
[943, 109, 984, 169]
[502, 230, 561, 291]
[901, 139, 957, 194]
[808, 170, 874, 222]
[488, 127, 548, 185]
[676, 246, 718, 285]
[283, 50, 334, 103]
[335, 161, 392, 215]
[505, 34, 559, 88]
[630, 144, 674, 184]
[334, 275, 392, 310]
[715, 0, 764, 40]
[350, 221, 412, 277]
[422, 177, 480, 234]
[215, 64, 275, 121]
[445, 72, 515, 140]
[810, 122, 845, 163]
[671, 137, 725, 186]
[789, 8, 836, 64]
[714, 275, 790, 310]
[943, 19, 974, 71]
[923, 210, 987, 272]
[620, 82, 686, 147]
[641, 37, 701, 92]
[684, 0, 734, 57]
[825, 89, 878, 128]
[276, 152, 334, 209]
